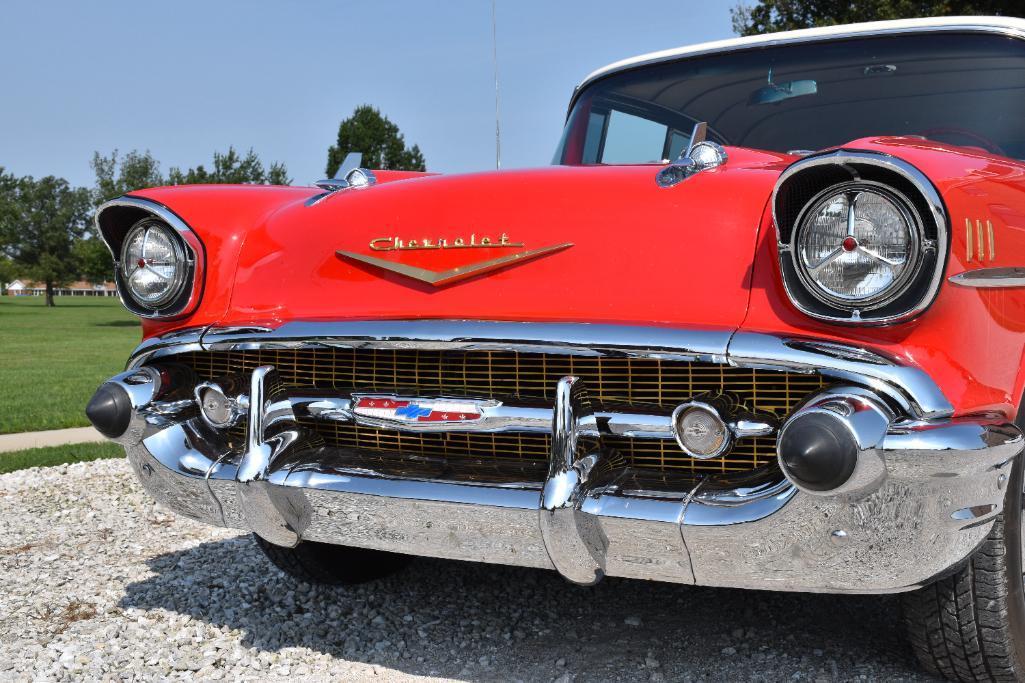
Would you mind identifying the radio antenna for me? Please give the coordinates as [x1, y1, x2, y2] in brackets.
[491, 0, 501, 170]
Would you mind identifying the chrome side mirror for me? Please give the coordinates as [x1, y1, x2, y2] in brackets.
[656, 122, 727, 188]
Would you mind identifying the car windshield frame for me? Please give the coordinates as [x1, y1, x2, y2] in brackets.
[555, 31, 1025, 165]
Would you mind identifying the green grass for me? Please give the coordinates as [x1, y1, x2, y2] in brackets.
[0, 297, 140, 434]
[0, 442, 124, 474]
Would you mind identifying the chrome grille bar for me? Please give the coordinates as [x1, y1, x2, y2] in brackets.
[294, 395, 773, 441]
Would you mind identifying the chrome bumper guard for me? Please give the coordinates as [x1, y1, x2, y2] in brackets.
[117, 346, 1024, 594]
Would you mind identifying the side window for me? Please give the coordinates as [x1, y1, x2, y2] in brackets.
[600, 110, 669, 164]
[667, 131, 690, 159]
[582, 112, 605, 164]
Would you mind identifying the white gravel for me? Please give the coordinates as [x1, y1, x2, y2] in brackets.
[0, 457, 943, 681]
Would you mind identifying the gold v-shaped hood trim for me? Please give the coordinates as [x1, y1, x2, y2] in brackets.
[337, 242, 573, 287]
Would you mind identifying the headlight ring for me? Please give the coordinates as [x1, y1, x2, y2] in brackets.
[119, 219, 190, 309]
[790, 181, 926, 313]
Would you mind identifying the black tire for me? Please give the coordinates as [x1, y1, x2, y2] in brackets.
[902, 422, 1025, 681]
[253, 534, 412, 585]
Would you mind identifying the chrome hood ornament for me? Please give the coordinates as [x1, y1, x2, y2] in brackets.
[308, 152, 377, 206]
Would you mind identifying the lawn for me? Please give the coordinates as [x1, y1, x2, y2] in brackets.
[0, 297, 140, 434]
[0, 442, 124, 474]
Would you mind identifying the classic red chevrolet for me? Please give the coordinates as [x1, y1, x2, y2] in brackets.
[87, 16, 1025, 681]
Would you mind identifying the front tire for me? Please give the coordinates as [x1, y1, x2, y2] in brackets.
[902, 453, 1025, 681]
[253, 535, 412, 585]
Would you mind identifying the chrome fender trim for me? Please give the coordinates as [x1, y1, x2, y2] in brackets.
[727, 333, 951, 419]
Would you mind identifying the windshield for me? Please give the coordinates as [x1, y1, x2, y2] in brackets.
[555, 32, 1025, 164]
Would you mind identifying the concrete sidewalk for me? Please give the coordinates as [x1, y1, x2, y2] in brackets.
[0, 427, 106, 454]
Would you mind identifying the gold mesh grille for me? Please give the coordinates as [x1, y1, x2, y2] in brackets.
[176, 348, 827, 476]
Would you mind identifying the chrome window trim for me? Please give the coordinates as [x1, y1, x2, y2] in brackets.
[771, 150, 949, 326]
[126, 320, 954, 420]
[96, 196, 206, 320]
[572, 17, 1025, 109]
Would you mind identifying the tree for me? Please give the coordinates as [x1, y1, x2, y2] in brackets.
[91, 149, 164, 204]
[0, 170, 24, 290]
[0, 254, 17, 288]
[0, 174, 92, 306]
[326, 105, 426, 176]
[167, 147, 291, 185]
[74, 235, 113, 284]
[732, 0, 1021, 35]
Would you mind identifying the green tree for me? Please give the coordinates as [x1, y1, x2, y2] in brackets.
[167, 147, 291, 185]
[0, 174, 92, 306]
[326, 105, 426, 176]
[73, 236, 113, 284]
[0, 254, 18, 288]
[91, 149, 164, 204]
[732, 0, 1021, 35]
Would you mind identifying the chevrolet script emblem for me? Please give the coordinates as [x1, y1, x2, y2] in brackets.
[337, 232, 573, 287]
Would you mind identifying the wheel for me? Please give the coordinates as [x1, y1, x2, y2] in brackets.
[253, 534, 412, 585]
[902, 413, 1025, 681]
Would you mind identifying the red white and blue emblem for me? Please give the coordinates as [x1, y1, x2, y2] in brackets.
[352, 396, 486, 424]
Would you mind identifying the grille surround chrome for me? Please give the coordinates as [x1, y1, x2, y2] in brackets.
[171, 347, 826, 477]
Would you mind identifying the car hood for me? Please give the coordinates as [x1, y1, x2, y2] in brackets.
[211, 150, 791, 329]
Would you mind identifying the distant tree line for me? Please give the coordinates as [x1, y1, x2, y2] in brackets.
[1, 104, 426, 307]
[732, 0, 1021, 35]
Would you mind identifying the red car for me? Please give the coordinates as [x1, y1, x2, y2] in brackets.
[89, 16, 1025, 681]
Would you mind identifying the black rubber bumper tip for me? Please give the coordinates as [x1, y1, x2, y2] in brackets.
[779, 413, 858, 492]
[85, 383, 133, 439]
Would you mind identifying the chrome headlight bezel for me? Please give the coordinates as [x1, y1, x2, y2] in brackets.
[790, 180, 926, 313]
[96, 197, 205, 319]
[773, 150, 948, 326]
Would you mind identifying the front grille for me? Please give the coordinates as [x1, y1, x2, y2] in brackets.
[177, 347, 828, 477]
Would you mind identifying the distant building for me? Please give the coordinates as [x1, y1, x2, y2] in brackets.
[4, 279, 117, 297]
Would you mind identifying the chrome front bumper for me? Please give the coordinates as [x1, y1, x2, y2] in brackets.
[110, 322, 1022, 594]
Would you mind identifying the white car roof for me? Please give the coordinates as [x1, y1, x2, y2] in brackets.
[577, 16, 1025, 94]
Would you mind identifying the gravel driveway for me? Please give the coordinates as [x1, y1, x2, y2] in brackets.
[0, 458, 942, 682]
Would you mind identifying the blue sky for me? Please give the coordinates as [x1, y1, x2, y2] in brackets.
[0, 1, 734, 188]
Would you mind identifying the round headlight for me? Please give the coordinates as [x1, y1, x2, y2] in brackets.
[120, 219, 187, 309]
[794, 183, 921, 310]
